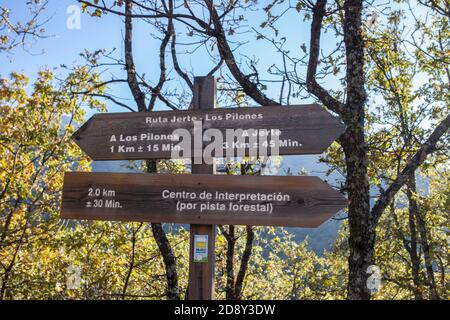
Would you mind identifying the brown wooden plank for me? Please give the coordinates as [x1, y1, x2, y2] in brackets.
[61, 172, 348, 228]
[188, 76, 216, 300]
[73, 104, 345, 160]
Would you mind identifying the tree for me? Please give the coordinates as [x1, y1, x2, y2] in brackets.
[364, 2, 449, 299]
[373, 169, 449, 299]
[73, 0, 450, 299]
[0, 68, 106, 299]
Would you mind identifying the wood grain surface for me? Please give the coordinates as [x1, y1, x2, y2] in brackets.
[73, 104, 345, 160]
[61, 172, 348, 228]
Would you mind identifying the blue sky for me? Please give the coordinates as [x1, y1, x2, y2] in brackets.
[0, 0, 320, 115]
[1, 1, 429, 117]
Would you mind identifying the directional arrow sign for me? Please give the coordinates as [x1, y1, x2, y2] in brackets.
[61, 172, 347, 228]
[72, 104, 345, 160]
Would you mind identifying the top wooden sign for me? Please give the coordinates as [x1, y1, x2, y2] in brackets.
[73, 104, 344, 160]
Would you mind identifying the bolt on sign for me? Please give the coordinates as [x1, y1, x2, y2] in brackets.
[72, 104, 345, 161]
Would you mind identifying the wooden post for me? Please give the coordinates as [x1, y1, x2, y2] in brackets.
[188, 76, 217, 300]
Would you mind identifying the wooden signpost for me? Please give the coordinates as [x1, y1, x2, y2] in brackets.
[60, 76, 347, 300]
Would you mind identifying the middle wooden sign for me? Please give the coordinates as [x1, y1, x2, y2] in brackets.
[73, 104, 345, 160]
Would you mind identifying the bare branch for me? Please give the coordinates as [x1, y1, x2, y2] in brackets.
[205, 0, 278, 106]
[234, 226, 254, 300]
[306, 0, 346, 117]
[148, 1, 174, 111]
[170, 30, 193, 90]
[124, 0, 147, 111]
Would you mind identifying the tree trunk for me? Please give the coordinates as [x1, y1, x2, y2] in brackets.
[341, 126, 373, 300]
[221, 224, 254, 300]
[341, 0, 373, 300]
[405, 178, 424, 300]
[224, 225, 236, 300]
[407, 174, 439, 299]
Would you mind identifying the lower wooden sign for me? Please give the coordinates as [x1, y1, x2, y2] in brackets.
[61, 172, 347, 228]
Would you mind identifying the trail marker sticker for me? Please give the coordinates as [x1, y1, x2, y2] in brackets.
[194, 235, 209, 263]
